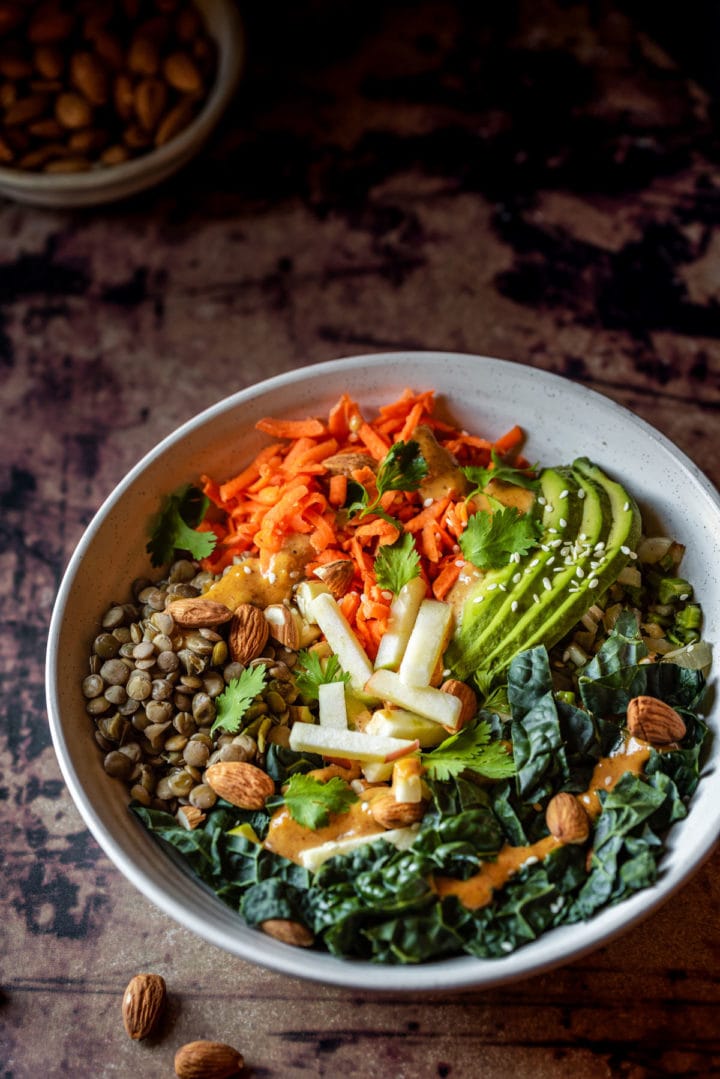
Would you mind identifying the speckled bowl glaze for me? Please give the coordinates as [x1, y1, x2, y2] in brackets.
[0, 0, 243, 208]
[46, 352, 720, 991]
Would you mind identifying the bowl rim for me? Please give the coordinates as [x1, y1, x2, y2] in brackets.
[46, 351, 720, 990]
[0, 0, 243, 197]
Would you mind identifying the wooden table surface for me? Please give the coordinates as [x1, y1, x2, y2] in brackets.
[2, 2, 720, 1076]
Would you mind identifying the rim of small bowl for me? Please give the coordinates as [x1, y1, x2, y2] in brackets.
[0, 0, 243, 206]
[46, 352, 720, 991]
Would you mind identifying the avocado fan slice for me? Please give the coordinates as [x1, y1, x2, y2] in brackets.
[445, 468, 584, 682]
[473, 460, 641, 693]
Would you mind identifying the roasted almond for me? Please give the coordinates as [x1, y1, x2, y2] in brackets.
[28, 9, 75, 45]
[5, 94, 48, 126]
[440, 679, 477, 728]
[134, 76, 167, 131]
[33, 45, 64, 80]
[229, 603, 269, 664]
[546, 792, 590, 845]
[28, 117, 64, 139]
[263, 603, 301, 650]
[370, 790, 426, 829]
[322, 451, 377, 476]
[44, 156, 91, 173]
[260, 918, 314, 948]
[313, 559, 355, 599]
[122, 972, 167, 1040]
[163, 50, 202, 94]
[174, 1040, 244, 1079]
[55, 90, 93, 129]
[205, 761, 275, 810]
[91, 29, 125, 72]
[101, 142, 130, 165]
[113, 72, 135, 122]
[165, 597, 234, 628]
[154, 97, 194, 145]
[0, 54, 33, 80]
[176, 804, 205, 830]
[128, 35, 159, 76]
[626, 695, 686, 745]
[70, 50, 109, 105]
[0, 3, 24, 37]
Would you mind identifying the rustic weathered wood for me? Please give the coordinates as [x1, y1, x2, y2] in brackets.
[2, 2, 719, 1076]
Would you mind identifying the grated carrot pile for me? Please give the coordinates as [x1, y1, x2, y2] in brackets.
[199, 389, 527, 659]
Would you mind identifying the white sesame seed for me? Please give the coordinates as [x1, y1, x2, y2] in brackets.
[559, 518, 567, 528]
[454, 559, 464, 568]
[560, 489, 569, 499]
[243, 565, 252, 575]
[530, 558, 539, 567]
[473, 595, 484, 604]
[620, 545, 631, 555]
[578, 488, 586, 499]
[547, 527, 558, 534]
[543, 577, 552, 591]
[423, 497, 433, 507]
[533, 593, 540, 604]
[576, 566, 585, 578]
[680, 593, 690, 601]
[588, 578, 599, 589]
[623, 501, 630, 511]
[511, 600, 519, 613]
[513, 573, 522, 584]
[487, 583, 497, 591]
[538, 496, 546, 505]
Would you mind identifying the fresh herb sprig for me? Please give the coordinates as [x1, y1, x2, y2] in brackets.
[147, 483, 216, 567]
[422, 719, 516, 781]
[294, 650, 350, 703]
[210, 667, 268, 737]
[462, 450, 539, 503]
[374, 532, 421, 593]
[459, 505, 542, 570]
[346, 440, 428, 523]
[283, 773, 358, 829]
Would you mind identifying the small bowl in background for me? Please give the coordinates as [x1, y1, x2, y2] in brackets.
[0, 0, 243, 208]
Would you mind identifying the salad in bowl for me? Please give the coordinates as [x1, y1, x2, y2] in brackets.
[74, 372, 712, 967]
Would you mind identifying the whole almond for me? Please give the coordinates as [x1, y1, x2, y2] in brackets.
[70, 51, 109, 106]
[122, 972, 167, 1040]
[68, 127, 108, 154]
[626, 695, 686, 745]
[28, 117, 64, 139]
[313, 560, 355, 599]
[0, 134, 13, 162]
[440, 679, 477, 728]
[205, 761, 275, 809]
[370, 790, 425, 829]
[165, 597, 233, 628]
[101, 142, 130, 165]
[154, 97, 194, 146]
[322, 451, 377, 476]
[261, 918, 314, 947]
[55, 91, 93, 129]
[19, 142, 65, 168]
[5, 94, 48, 126]
[546, 792, 590, 845]
[229, 603, 269, 664]
[44, 156, 91, 173]
[91, 29, 125, 71]
[174, 1040, 244, 1079]
[34, 45, 64, 79]
[113, 72, 135, 122]
[0, 81, 17, 109]
[134, 76, 167, 131]
[176, 6, 201, 42]
[128, 35, 159, 76]
[163, 51, 203, 94]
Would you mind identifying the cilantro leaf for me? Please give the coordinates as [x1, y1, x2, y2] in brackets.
[459, 506, 542, 569]
[422, 719, 516, 781]
[462, 451, 539, 502]
[210, 666, 268, 736]
[283, 773, 358, 829]
[347, 440, 428, 521]
[376, 440, 428, 497]
[294, 650, 350, 703]
[374, 532, 421, 593]
[147, 483, 216, 567]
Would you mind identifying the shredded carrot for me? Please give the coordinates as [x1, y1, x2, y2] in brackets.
[432, 561, 462, 600]
[199, 390, 526, 647]
[493, 424, 524, 455]
[255, 416, 327, 439]
[357, 422, 391, 461]
[328, 473, 347, 507]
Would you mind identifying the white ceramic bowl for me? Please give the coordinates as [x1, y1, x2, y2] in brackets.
[46, 352, 720, 990]
[0, 0, 243, 208]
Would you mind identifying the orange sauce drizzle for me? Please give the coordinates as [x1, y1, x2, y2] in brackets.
[434, 735, 652, 911]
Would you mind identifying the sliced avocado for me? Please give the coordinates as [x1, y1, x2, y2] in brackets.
[445, 468, 582, 681]
[471, 460, 641, 693]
